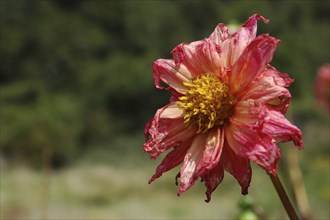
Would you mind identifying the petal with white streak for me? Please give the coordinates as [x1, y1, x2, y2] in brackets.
[148, 140, 192, 184]
[153, 59, 193, 92]
[225, 100, 281, 174]
[262, 108, 303, 149]
[229, 34, 280, 96]
[178, 133, 207, 194]
[178, 128, 224, 195]
[210, 14, 269, 68]
[171, 39, 222, 77]
[239, 66, 293, 113]
[144, 103, 196, 159]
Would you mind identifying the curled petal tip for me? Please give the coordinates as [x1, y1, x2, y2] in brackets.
[258, 14, 269, 24]
[253, 14, 269, 23]
[241, 189, 249, 195]
[244, 14, 269, 27]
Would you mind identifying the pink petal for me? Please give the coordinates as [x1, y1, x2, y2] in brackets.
[268, 65, 294, 87]
[262, 108, 303, 149]
[178, 133, 207, 194]
[144, 118, 153, 142]
[210, 14, 269, 68]
[221, 143, 251, 195]
[229, 34, 280, 96]
[153, 59, 193, 92]
[238, 66, 293, 113]
[209, 23, 229, 45]
[230, 99, 266, 125]
[148, 140, 192, 184]
[202, 162, 224, 203]
[178, 129, 224, 195]
[250, 137, 280, 175]
[159, 102, 184, 118]
[225, 100, 281, 174]
[171, 39, 222, 77]
[144, 103, 196, 159]
[194, 128, 224, 177]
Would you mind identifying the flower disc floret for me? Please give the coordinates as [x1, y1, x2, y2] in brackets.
[176, 74, 234, 133]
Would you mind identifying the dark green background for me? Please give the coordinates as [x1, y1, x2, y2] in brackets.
[1, 0, 329, 167]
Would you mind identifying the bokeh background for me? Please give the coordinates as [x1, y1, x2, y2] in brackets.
[1, 0, 329, 219]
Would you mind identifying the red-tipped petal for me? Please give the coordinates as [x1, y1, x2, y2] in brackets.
[202, 162, 224, 203]
[221, 143, 251, 195]
[148, 140, 191, 184]
[262, 108, 303, 149]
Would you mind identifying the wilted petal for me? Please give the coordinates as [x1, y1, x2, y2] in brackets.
[226, 122, 280, 175]
[229, 99, 266, 125]
[178, 128, 224, 195]
[225, 100, 281, 174]
[209, 23, 229, 45]
[250, 138, 280, 175]
[178, 133, 207, 194]
[239, 67, 293, 112]
[171, 39, 222, 77]
[211, 14, 269, 68]
[202, 162, 224, 203]
[153, 59, 194, 92]
[144, 103, 196, 159]
[262, 108, 303, 149]
[195, 128, 224, 176]
[144, 103, 183, 141]
[229, 34, 280, 95]
[144, 118, 153, 142]
[268, 65, 294, 87]
[159, 102, 184, 118]
[148, 140, 191, 184]
[221, 143, 251, 195]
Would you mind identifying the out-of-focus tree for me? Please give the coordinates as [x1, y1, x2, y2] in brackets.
[0, 0, 329, 167]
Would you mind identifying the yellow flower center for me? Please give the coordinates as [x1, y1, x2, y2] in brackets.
[177, 74, 234, 133]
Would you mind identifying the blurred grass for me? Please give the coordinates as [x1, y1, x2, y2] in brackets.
[1, 133, 329, 219]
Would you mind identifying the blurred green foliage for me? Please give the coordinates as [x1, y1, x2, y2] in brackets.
[1, 0, 329, 167]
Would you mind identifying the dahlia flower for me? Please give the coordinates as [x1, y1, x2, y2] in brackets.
[315, 64, 330, 113]
[144, 14, 303, 202]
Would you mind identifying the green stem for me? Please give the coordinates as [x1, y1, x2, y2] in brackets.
[268, 173, 299, 220]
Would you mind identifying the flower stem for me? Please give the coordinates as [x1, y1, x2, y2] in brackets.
[268, 173, 299, 220]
